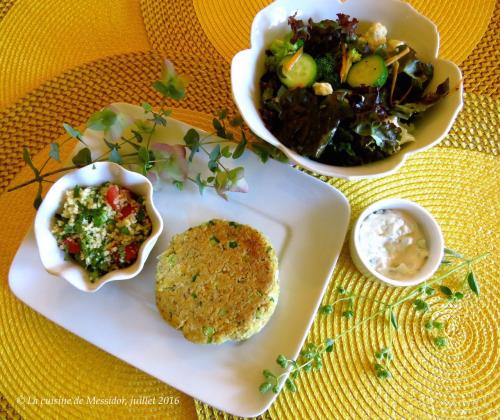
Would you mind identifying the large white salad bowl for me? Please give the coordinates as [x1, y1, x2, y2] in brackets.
[231, 0, 463, 179]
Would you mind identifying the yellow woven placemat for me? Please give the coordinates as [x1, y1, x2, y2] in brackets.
[0, 0, 150, 109]
[0, 0, 498, 418]
[462, 2, 500, 96]
[142, 0, 495, 66]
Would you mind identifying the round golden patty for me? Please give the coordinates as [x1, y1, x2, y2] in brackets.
[155, 219, 279, 344]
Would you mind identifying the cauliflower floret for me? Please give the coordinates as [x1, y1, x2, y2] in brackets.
[362, 22, 388, 50]
[312, 82, 333, 96]
[385, 116, 415, 144]
[387, 39, 404, 52]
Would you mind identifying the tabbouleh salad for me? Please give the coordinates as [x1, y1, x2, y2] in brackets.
[52, 182, 152, 282]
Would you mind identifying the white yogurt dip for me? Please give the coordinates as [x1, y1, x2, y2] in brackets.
[358, 209, 429, 280]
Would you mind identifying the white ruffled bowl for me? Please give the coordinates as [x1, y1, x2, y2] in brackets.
[231, 0, 463, 179]
[34, 162, 163, 292]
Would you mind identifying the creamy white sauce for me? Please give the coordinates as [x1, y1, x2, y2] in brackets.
[358, 209, 429, 280]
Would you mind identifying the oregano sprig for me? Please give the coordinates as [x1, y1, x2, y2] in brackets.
[8, 60, 287, 207]
[260, 249, 489, 395]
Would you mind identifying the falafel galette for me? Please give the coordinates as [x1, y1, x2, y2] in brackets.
[155, 219, 279, 344]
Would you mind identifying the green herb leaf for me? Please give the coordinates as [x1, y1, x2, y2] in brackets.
[433, 336, 448, 348]
[63, 123, 83, 142]
[276, 355, 288, 368]
[131, 130, 143, 144]
[230, 116, 244, 127]
[212, 118, 225, 137]
[152, 113, 167, 126]
[325, 338, 334, 353]
[423, 286, 436, 296]
[183, 128, 200, 162]
[138, 146, 150, 164]
[173, 180, 184, 191]
[23, 147, 39, 176]
[439, 285, 453, 296]
[157, 60, 189, 99]
[259, 382, 272, 394]
[390, 310, 398, 330]
[342, 310, 354, 319]
[33, 182, 43, 209]
[319, 304, 333, 315]
[424, 320, 433, 330]
[109, 148, 122, 164]
[454, 292, 464, 300]
[376, 368, 391, 379]
[153, 60, 188, 101]
[87, 109, 117, 131]
[413, 299, 430, 312]
[263, 369, 275, 380]
[232, 130, 247, 159]
[141, 102, 153, 113]
[209, 144, 221, 161]
[285, 378, 297, 392]
[208, 144, 221, 172]
[218, 108, 228, 120]
[444, 248, 464, 258]
[221, 145, 232, 158]
[467, 271, 479, 296]
[251, 142, 269, 163]
[195, 173, 206, 194]
[433, 321, 444, 331]
[72, 148, 92, 167]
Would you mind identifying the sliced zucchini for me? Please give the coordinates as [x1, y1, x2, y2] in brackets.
[278, 52, 317, 88]
[346, 55, 388, 88]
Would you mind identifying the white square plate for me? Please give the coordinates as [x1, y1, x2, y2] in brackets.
[8, 115, 350, 417]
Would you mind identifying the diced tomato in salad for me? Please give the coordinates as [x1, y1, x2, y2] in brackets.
[64, 238, 80, 254]
[124, 243, 139, 263]
[106, 184, 120, 210]
[120, 203, 134, 219]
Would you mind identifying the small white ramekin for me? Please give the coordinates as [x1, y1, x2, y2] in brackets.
[34, 162, 163, 292]
[349, 198, 444, 287]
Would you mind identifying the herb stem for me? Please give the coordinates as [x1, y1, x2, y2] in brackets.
[187, 176, 215, 189]
[349, 293, 389, 306]
[267, 252, 490, 392]
[200, 145, 230, 172]
[7, 166, 76, 192]
[39, 136, 72, 173]
[334, 310, 385, 341]
[146, 122, 157, 150]
[7, 151, 139, 193]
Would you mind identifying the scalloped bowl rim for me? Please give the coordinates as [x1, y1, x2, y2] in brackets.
[34, 162, 163, 293]
[231, 0, 463, 179]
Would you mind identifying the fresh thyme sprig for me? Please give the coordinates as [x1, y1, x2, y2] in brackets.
[260, 249, 489, 395]
[8, 60, 287, 207]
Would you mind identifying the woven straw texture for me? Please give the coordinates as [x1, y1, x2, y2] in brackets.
[0, 0, 498, 419]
